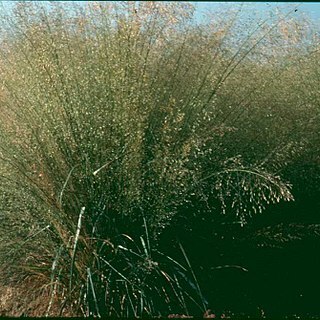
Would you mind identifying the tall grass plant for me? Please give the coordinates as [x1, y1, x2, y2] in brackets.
[0, 1, 319, 316]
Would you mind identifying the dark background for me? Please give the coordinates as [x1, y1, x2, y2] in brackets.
[159, 164, 320, 317]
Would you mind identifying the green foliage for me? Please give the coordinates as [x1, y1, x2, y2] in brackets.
[0, 1, 319, 316]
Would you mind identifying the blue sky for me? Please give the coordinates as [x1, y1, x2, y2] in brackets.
[1, 1, 319, 27]
[194, 2, 320, 25]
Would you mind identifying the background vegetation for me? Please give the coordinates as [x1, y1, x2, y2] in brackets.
[0, 1, 319, 317]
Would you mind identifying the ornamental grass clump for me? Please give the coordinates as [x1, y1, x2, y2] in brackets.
[0, 1, 318, 316]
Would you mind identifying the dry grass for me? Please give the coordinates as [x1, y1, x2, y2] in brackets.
[0, 275, 74, 317]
